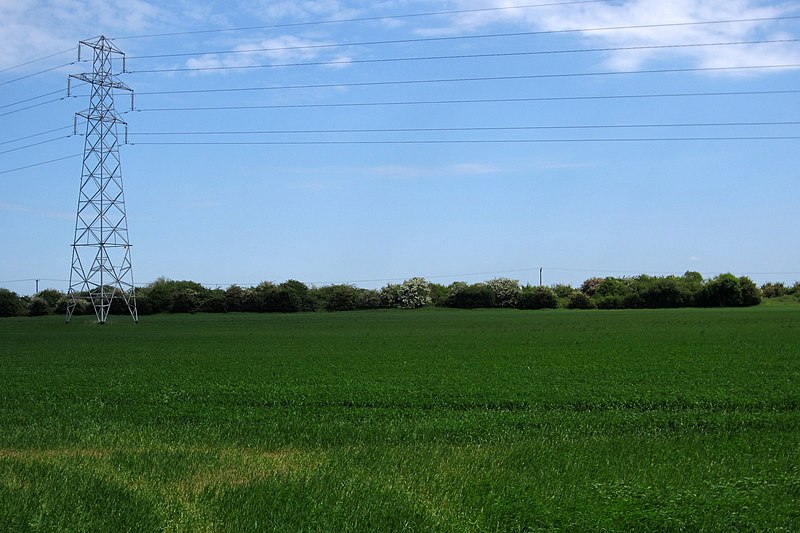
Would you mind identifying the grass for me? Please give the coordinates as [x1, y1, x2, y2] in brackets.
[1, 307, 799, 531]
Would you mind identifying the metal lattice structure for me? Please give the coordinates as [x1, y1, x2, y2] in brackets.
[66, 36, 137, 324]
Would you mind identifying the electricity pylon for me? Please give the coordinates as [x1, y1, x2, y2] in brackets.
[66, 36, 137, 324]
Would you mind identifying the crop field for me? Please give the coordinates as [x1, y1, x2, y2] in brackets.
[1, 307, 799, 531]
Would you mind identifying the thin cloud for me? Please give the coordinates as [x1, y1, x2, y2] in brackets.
[424, 0, 800, 72]
[0, 0, 165, 70]
[0, 202, 71, 220]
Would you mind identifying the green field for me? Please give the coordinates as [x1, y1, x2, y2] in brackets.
[1, 307, 799, 531]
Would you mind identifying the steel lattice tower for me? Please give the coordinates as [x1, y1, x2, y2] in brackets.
[66, 36, 137, 324]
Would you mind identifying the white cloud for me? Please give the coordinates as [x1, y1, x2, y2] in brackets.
[0, 0, 165, 70]
[246, 0, 362, 22]
[184, 34, 341, 71]
[424, 0, 800, 72]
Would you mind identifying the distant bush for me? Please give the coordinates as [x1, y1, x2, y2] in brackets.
[592, 277, 632, 309]
[628, 275, 692, 309]
[0, 289, 22, 317]
[358, 289, 383, 310]
[761, 282, 787, 298]
[396, 277, 432, 309]
[552, 284, 574, 299]
[699, 274, 760, 307]
[567, 291, 595, 310]
[199, 291, 227, 313]
[35, 289, 64, 311]
[224, 285, 246, 312]
[445, 283, 495, 309]
[516, 286, 557, 310]
[486, 278, 521, 308]
[279, 280, 317, 312]
[428, 283, 449, 307]
[316, 284, 362, 311]
[379, 283, 401, 308]
[580, 277, 604, 297]
[170, 289, 200, 314]
[739, 276, 762, 307]
[27, 297, 50, 317]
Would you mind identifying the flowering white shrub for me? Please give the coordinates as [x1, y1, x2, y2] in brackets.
[394, 278, 431, 309]
[486, 277, 521, 308]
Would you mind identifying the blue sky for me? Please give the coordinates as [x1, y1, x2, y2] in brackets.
[1, 0, 799, 294]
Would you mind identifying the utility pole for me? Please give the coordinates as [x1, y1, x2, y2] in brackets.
[539, 267, 543, 287]
[66, 36, 137, 324]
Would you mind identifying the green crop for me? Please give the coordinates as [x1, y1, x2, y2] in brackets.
[1, 307, 798, 530]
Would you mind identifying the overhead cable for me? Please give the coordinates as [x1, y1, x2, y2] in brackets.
[0, 154, 81, 176]
[129, 121, 800, 136]
[129, 136, 800, 146]
[131, 89, 800, 113]
[0, 48, 73, 74]
[130, 64, 800, 98]
[126, 38, 799, 74]
[112, 1, 615, 40]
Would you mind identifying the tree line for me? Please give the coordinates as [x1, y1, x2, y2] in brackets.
[1, 272, 798, 318]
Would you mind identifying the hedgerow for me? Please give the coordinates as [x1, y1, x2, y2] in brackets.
[1, 271, 793, 317]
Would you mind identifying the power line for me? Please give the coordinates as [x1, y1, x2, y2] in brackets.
[129, 121, 800, 137]
[0, 88, 66, 110]
[0, 62, 79, 87]
[123, 14, 800, 62]
[0, 125, 74, 146]
[129, 136, 800, 146]
[0, 95, 78, 118]
[112, 1, 614, 40]
[0, 48, 73, 74]
[131, 64, 800, 100]
[131, 89, 800, 113]
[0, 134, 76, 156]
[0, 154, 81, 176]
[126, 38, 799, 74]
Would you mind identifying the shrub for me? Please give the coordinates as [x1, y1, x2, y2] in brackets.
[761, 282, 787, 298]
[27, 297, 50, 317]
[700, 273, 743, 307]
[200, 292, 227, 313]
[567, 291, 595, 309]
[580, 277, 604, 296]
[35, 289, 64, 309]
[224, 285, 246, 312]
[317, 284, 361, 311]
[0, 289, 22, 317]
[552, 284, 574, 299]
[445, 283, 495, 309]
[279, 280, 316, 312]
[241, 282, 305, 313]
[379, 283, 402, 308]
[739, 276, 762, 307]
[170, 289, 200, 314]
[357, 289, 383, 310]
[133, 292, 153, 316]
[790, 282, 800, 296]
[593, 277, 633, 309]
[517, 286, 557, 310]
[396, 277, 432, 309]
[428, 283, 449, 307]
[140, 278, 209, 314]
[486, 278, 521, 308]
[630, 275, 691, 309]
